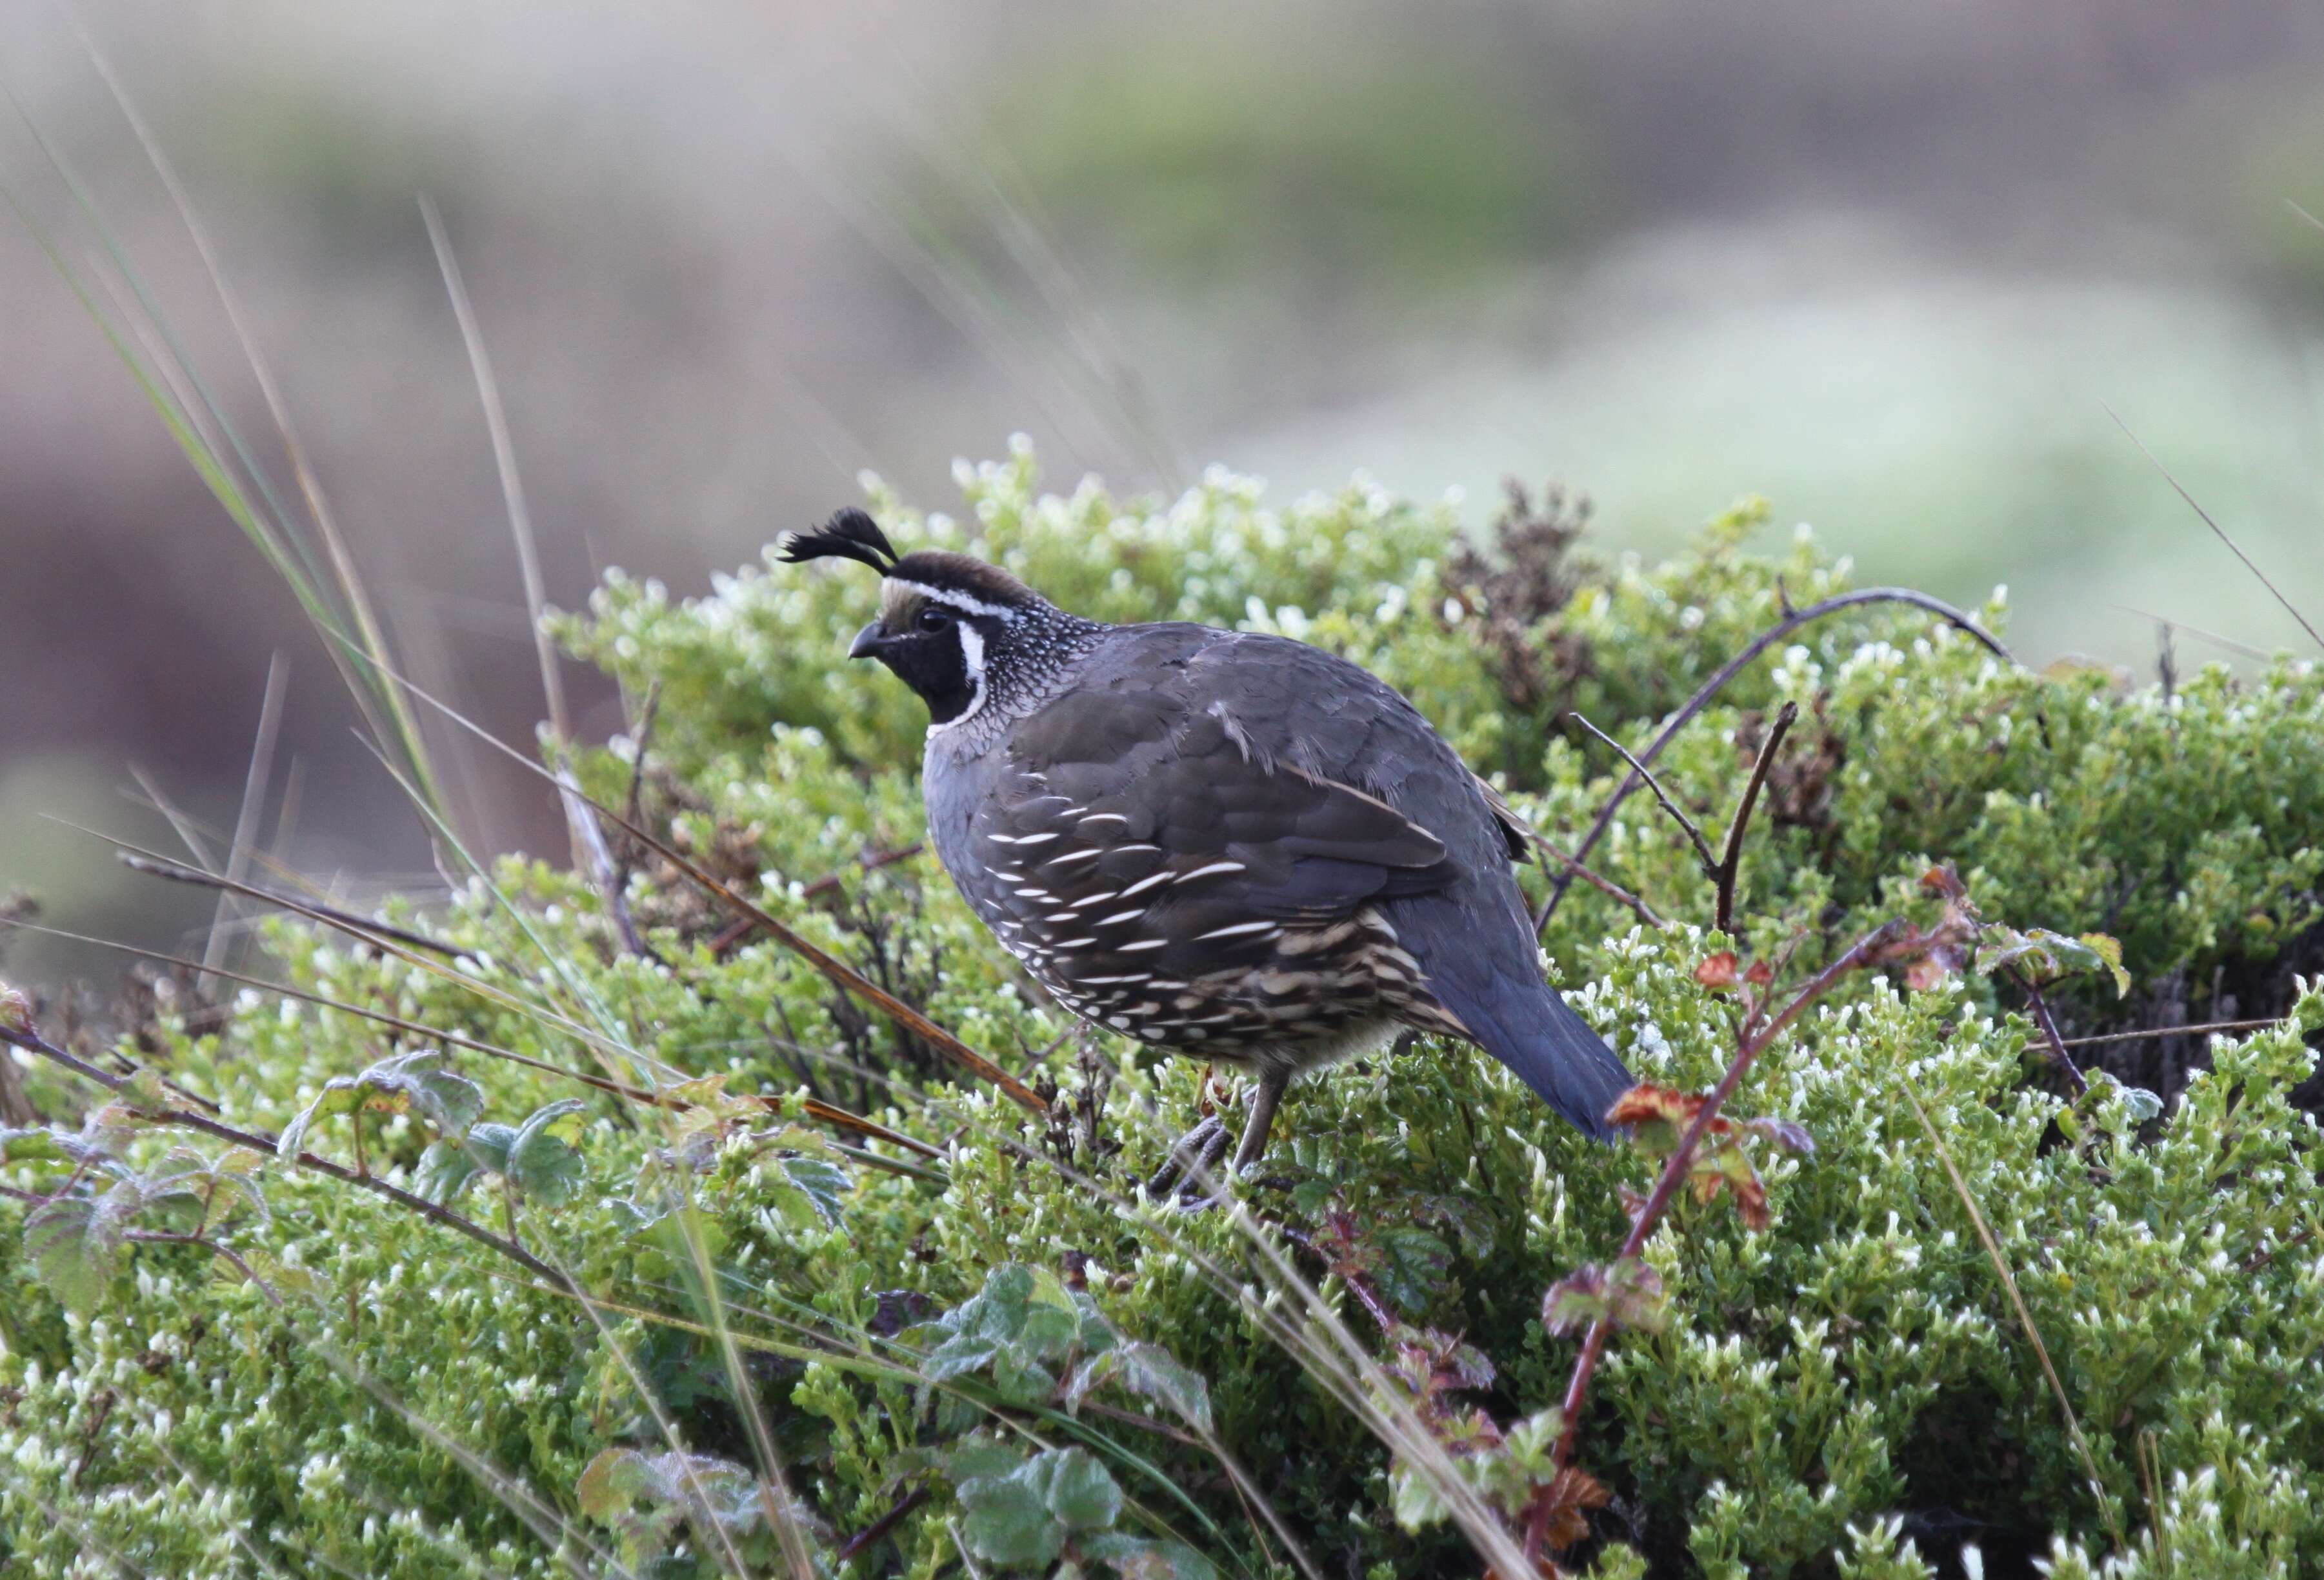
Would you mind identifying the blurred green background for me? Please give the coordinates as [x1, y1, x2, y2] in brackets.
[3, 0, 2321, 993]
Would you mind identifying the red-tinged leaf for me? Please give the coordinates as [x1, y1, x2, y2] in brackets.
[0, 985, 34, 1039]
[1904, 957, 1952, 992]
[1528, 1465, 1612, 1550]
[1741, 1115, 1814, 1155]
[1543, 1258, 1666, 1337]
[1919, 863, 1967, 901]
[1541, 1265, 1609, 1337]
[1689, 1143, 1772, 1230]
[1604, 1258, 1669, 1334]
[1605, 1083, 1707, 1130]
[1694, 951, 1739, 990]
[1744, 959, 1774, 987]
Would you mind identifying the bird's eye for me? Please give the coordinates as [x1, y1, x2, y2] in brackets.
[916, 606, 955, 634]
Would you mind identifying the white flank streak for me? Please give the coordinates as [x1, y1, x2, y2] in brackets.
[1120, 938, 1168, 953]
[1116, 870, 1172, 899]
[1094, 908, 1147, 927]
[1173, 861, 1247, 884]
[1196, 919, 1278, 941]
[1043, 848, 1103, 868]
[1071, 890, 1120, 908]
[1011, 830, 1061, 846]
[1076, 813, 1129, 831]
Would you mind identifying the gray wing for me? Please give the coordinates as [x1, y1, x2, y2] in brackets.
[958, 635, 1463, 1003]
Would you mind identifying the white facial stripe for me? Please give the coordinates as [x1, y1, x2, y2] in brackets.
[888, 579, 1020, 622]
[925, 619, 987, 739]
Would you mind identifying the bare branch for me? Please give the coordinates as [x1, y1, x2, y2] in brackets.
[1538, 587, 2012, 933]
[2006, 968, 2089, 1097]
[1570, 714, 1719, 877]
[1714, 702, 1797, 936]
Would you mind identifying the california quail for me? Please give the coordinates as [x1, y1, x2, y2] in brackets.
[780, 508, 1633, 1196]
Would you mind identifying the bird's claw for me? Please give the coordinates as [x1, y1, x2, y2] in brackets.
[1144, 1115, 1230, 1206]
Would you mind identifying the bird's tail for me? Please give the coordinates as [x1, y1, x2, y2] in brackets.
[1474, 985, 1636, 1140]
[1396, 892, 1634, 1138]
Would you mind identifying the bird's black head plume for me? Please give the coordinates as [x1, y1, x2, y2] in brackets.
[777, 508, 900, 574]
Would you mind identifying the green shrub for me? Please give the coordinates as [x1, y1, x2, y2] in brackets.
[5, 450, 2321, 1577]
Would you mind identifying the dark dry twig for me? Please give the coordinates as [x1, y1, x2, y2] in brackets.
[2055, 1017, 2287, 1050]
[1521, 826, 1665, 930]
[834, 1485, 930, 1563]
[1570, 714, 1719, 877]
[1538, 588, 2012, 932]
[1714, 702, 1797, 936]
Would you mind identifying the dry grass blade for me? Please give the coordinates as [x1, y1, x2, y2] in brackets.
[345, 648, 1052, 1114]
[202, 654, 288, 987]
[117, 849, 465, 959]
[1896, 1078, 2126, 1555]
[0, 914, 943, 1167]
[2105, 404, 2324, 655]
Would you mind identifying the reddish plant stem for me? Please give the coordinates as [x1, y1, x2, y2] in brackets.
[1537, 588, 2011, 934]
[1550, 917, 1918, 1472]
[2007, 968, 2089, 1097]
[834, 1485, 930, 1563]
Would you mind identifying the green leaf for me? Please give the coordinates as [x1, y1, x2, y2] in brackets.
[765, 1152, 850, 1229]
[1026, 1445, 1123, 1531]
[22, 1194, 126, 1313]
[956, 1461, 1065, 1568]
[276, 1051, 483, 1160]
[0, 1126, 75, 1164]
[1080, 1532, 1221, 1579]
[1369, 1224, 1454, 1316]
[1065, 1341, 1215, 1432]
[414, 1141, 485, 1205]
[506, 1099, 589, 1205]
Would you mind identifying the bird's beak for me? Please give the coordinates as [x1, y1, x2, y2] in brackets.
[847, 621, 885, 660]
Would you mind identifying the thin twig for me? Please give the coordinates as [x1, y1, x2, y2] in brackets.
[2007, 968, 2089, 1097]
[1714, 702, 1797, 936]
[120, 852, 465, 959]
[1570, 714, 1718, 876]
[2055, 1017, 2289, 1050]
[1553, 917, 1926, 1472]
[1521, 827, 1666, 930]
[123, 1230, 283, 1306]
[2105, 404, 2324, 655]
[1538, 588, 2013, 933]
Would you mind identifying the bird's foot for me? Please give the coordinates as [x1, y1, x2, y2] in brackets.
[1143, 1115, 1229, 1206]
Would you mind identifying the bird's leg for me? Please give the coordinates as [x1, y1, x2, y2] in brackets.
[1171, 1072, 1288, 1212]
